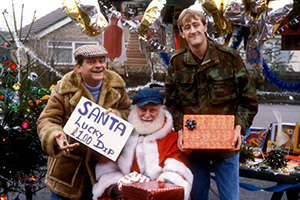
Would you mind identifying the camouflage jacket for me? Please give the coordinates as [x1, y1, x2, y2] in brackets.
[165, 39, 258, 137]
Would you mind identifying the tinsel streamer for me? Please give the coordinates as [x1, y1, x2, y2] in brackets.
[230, 28, 244, 50]
[1, 11, 63, 78]
[20, 46, 63, 78]
[256, 90, 300, 96]
[230, 27, 300, 92]
[158, 52, 170, 68]
[276, 15, 300, 34]
[126, 80, 164, 92]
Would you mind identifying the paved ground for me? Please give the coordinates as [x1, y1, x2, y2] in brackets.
[252, 104, 300, 128]
[8, 103, 300, 200]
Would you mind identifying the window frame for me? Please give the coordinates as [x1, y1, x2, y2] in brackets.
[47, 40, 99, 65]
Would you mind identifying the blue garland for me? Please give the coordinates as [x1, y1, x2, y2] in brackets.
[212, 175, 300, 192]
[262, 59, 300, 91]
[158, 52, 170, 68]
[231, 28, 300, 92]
[230, 28, 244, 50]
[239, 181, 300, 192]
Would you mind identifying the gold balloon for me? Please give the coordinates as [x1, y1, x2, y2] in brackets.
[139, 0, 166, 40]
[63, 0, 108, 36]
[201, 0, 233, 36]
[243, 0, 267, 22]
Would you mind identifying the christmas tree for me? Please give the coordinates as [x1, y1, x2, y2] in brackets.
[0, 3, 54, 200]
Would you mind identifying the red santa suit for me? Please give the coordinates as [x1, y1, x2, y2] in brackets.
[92, 108, 193, 200]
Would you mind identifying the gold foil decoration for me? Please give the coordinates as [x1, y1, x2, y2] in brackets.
[139, 0, 166, 41]
[243, 0, 267, 22]
[189, 0, 226, 44]
[13, 82, 21, 90]
[200, 0, 233, 36]
[63, 0, 108, 36]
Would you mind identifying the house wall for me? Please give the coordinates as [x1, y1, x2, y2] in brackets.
[13, 20, 136, 86]
[290, 51, 300, 71]
[38, 22, 128, 76]
[47, 22, 103, 42]
[22, 22, 105, 84]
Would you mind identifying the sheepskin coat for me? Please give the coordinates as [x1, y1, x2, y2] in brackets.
[92, 109, 193, 200]
[37, 69, 131, 200]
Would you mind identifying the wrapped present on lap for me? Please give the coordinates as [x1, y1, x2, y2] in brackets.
[121, 181, 184, 200]
[183, 115, 235, 150]
[117, 171, 151, 190]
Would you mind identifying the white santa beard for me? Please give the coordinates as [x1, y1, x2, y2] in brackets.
[128, 105, 165, 135]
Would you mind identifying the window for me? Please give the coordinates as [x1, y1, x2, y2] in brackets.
[47, 41, 99, 65]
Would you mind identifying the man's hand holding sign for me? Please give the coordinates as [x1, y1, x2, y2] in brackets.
[63, 97, 133, 161]
[37, 44, 132, 199]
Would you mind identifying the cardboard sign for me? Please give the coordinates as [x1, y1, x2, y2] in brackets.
[268, 122, 295, 154]
[63, 97, 133, 161]
[244, 127, 267, 148]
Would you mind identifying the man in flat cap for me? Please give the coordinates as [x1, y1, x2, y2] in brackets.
[38, 45, 131, 200]
[92, 88, 193, 200]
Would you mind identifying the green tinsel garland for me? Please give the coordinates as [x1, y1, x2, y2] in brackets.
[264, 150, 288, 169]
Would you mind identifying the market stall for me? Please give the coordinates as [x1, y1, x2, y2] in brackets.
[240, 122, 300, 199]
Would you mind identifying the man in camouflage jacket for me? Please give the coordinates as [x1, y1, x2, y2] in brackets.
[164, 8, 258, 200]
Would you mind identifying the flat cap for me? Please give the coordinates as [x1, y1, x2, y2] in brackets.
[74, 45, 108, 60]
[132, 88, 163, 107]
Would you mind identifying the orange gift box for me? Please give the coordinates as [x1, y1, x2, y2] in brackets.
[293, 122, 300, 154]
[183, 115, 235, 150]
[121, 181, 184, 200]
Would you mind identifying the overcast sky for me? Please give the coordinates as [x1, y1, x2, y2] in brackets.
[1, 0, 62, 31]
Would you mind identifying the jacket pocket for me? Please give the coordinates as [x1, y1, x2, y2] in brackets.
[174, 76, 198, 106]
[47, 155, 84, 187]
[208, 78, 236, 104]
